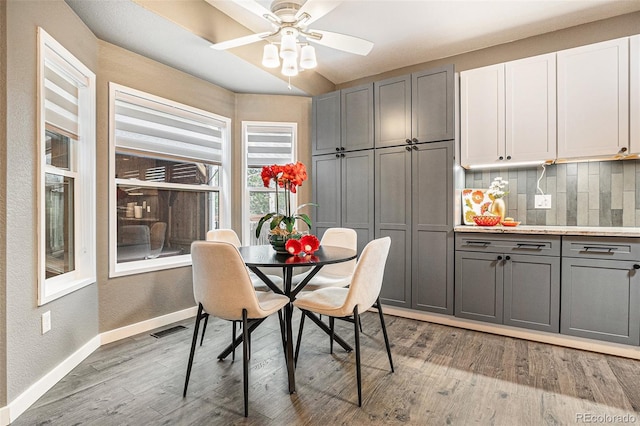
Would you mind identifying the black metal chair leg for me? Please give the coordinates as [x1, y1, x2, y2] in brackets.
[200, 314, 209, 346]
[242, 309, 249, 417]
[294, 311, 306, 366]
[184, 304, 203, 397]
[232, 321, 237, 362]
[353, 306, 362, 407]
[358, 315, 363, 333]
[278, 310, 287, 357]
[329, 317, 335, 354]
[375, 298, 394, 373]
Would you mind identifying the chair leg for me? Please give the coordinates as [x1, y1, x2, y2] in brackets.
[232, 321, 237, 362]
[242, 309, 249, 417]
[375, 298, 394, 373]
[183, 304, 203, 397]
[294, 310, 306, 367]
[353, 306, 362, 407]
[358, 315, 363, 333]
[199, 314, 209, 346]
[329, 317, 335, 354]
[278, 310, 287, 357]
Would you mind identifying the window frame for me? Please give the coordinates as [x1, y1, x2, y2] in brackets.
[241, 121, 297, 245]
[37, 28, 97, 305]
[108, 83, 231, 277]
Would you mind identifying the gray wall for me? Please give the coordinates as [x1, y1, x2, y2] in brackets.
[5, 0, 99, 401]
[464, 160, 640, 227]
[0, 0, 7, 408]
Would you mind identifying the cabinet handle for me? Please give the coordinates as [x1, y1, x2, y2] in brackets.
[412, 138, 418, 143]
[335, 147, 340, 152]
[412, 145, 418, 150]
[340, 147, 345, 151]
[340, 153, 345, 158]
[621, 147, 628, 153]
[505, 255, 511, 260]
[405, 146, 412, 151]
[497, 255, 503, 260]
[405, 139, 412, 144]
[465, 241, 491, 247]
[335, 154, 340, 158]
[516, 243, 545, 249]
[498, 156, 504, 160]
[634, 264, 640, 270]
[583, 246, 618, 253]
[506, 156, 512, 160]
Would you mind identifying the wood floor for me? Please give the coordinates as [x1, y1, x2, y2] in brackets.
[13, 311, 640, 425]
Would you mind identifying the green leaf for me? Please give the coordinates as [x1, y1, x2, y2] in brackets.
[255, 212, 276, 238]
[297, 213, 312, 229]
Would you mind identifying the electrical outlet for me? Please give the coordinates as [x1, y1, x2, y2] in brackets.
[535, 194, 552, 209]
[42, 311, 51, 334]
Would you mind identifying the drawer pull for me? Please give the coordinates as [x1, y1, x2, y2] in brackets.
[516, 243, 545, 249]
[465, 241, 491, 247]
[583, 246, 618, 253]
[634, 264, 640, 270]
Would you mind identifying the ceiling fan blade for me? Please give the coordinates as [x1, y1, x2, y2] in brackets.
[295, 0, 341, 26]
[211, 32, 271, 50]
[310, 30, 374, 56]
[229, 0, 280, 23]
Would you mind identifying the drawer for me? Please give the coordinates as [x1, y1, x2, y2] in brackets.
[562, 236, 640, 261]
[455, 233, 561, 256]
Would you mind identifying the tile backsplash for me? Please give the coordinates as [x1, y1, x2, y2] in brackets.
[464, 159, 640, 227]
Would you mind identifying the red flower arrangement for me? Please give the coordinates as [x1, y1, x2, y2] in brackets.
[285, 234, 320, 256]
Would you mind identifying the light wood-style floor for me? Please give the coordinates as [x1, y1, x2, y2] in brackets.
[13, 311, 640, 425]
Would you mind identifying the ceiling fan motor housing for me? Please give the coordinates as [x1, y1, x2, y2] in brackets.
[271, 0, 304, 23]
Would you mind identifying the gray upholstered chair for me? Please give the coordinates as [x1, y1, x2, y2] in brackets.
[184, 241, 289, 417]
[293, 237, 394, 407]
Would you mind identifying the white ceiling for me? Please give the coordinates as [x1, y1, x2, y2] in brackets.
[67, 0, 640, 96]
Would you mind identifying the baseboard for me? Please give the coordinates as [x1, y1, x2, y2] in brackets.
[381, 305, 640, 361]
[6, 335, 101, 424]
[1, 306, 199, 426]
[100, 306, 197, 345]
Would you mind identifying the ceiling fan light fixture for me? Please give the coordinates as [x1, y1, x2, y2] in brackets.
[299, 45, 317, 69]
[281, 56, 298, 77]
[262, 44, 280, 68]
[279, 31, 298, 60]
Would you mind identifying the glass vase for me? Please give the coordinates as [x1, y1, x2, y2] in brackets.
[268, 233, 301, 254]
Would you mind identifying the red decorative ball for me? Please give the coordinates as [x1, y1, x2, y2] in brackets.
[300, 234, 320, 254]
[285, 238, 302, 255]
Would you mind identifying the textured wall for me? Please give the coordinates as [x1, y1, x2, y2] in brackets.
[464, 160, 640, 227]
[5, 0, 99, 401]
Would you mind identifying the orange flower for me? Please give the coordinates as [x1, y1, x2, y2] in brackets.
[471, 190, 484, 204]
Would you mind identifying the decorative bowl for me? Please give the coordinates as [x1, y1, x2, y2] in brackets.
[501, 220, 521, 227]
[472, 215, 501, 226]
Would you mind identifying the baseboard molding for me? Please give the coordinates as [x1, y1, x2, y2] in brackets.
[1, 306, 199, 426]
[100, 306, 197, 345]
[6, 335, 101, 425]
[381, 305, 640, 361]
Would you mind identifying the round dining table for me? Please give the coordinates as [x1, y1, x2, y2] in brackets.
[217, 244, 357, 394]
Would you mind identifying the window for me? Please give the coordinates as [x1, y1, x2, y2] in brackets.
[242, 122, 296, 245]
[109, 83, 230, 277]
[38, 28, 96, 305]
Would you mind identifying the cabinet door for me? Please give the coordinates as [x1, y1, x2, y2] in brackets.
[561, 258, 640, 345]
[341, 84, 374, 152]
[505, 53, 556, 163]
[412, 141, 453, 314]
[342, 150, 374, 255]
[312, 154, 341, 236]
[557, 38, 629, 159]
[460, 64, 505, 167]
[631, 35, 639, 156]
[376, 146, 412, 307]
[412, 65, 455, 143]
[455, 251, 504, 324]
[503, 254, 560, 332]
[312, 91, 341, 155]
[375, 75, 412, 148]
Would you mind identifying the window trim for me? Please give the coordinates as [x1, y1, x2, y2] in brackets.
[241, 121, 297, 245]
[108, 83, 231, 277]
[37, 27, 97, 305]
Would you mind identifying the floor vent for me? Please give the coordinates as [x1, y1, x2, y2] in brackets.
[151, 325, 187, 338]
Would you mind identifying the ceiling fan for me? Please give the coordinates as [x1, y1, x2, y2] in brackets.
[210, 0, 374, 75]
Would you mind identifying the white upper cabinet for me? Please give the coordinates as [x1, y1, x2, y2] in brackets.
[505, 53, 556, 164]
[461, 53, 556, 168]
[631, 35, 639, 157]
[557, 37, 629, 160]
[460, 64, 505, 167]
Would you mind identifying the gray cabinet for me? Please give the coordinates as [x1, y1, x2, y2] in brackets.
[312, 150, 374, 255]
[561, 237, 640, 345]
[375, 65, 455, 148]
[455, 234, 561, 331]
[312, 84, 373, 156]
[376, 141, 454, 313]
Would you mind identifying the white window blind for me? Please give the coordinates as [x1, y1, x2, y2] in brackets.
[44, 46, 86, 139]
[246, 124, 294, 166]
[114, 91, 224, 164]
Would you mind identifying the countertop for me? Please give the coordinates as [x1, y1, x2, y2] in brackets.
[454, 225, 640, 237]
